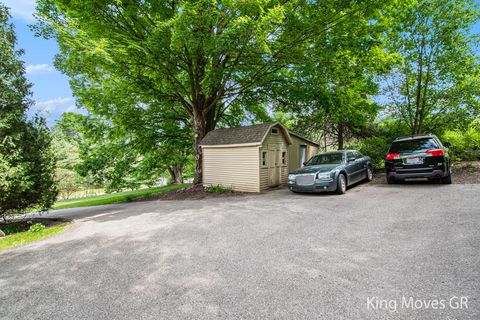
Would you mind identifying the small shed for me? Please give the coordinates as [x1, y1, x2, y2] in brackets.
[288, 132, 320, 172]
[200, 122, 292, 192]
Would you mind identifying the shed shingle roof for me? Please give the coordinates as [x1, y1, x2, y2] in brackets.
[200, 122, 291, 146]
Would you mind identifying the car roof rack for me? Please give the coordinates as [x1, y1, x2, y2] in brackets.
[393, 133, 435, 141]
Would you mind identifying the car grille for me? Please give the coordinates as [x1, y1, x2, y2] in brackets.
[296, 174, 315, 186]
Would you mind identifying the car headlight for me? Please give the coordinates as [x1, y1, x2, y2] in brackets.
[288, 174, 295, 181]
[316, 172, 331, 180]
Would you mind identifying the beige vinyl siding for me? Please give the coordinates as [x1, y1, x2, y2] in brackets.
[263, 127, 288, 146]
[288, 136, 302, 171]
[288, 135, 319, 171]
[259, 125, 289, 191]
[203, 146, 260, 192]
[259, 167, 269, 191]
[306, 144, 318, 160]
[278, 165, 288, 187]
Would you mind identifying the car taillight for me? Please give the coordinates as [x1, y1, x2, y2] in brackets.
[426, 149, 444, 156]
[385, 153, 400, 160]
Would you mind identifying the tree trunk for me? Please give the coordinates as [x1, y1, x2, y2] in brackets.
[323, 115, 328, 152]
[417, 62, 432, 135]
[412, 34, 426, 135]
[192, 105, 216, 186]
[168, 164, 184, 185]
[193, 114, 206, 186]
[337, 122, 344, 150]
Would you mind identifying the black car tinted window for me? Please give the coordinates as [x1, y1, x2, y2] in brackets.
[307, 153, 344, 165]
[390, 138, 439, 153]
[354, 151, 363, 159]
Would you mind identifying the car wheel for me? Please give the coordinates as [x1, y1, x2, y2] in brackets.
[442, 173, 452, 184]
[366, 165, 373, 182]
[336, 174, 347, 194]
[386, 176, 396, 184]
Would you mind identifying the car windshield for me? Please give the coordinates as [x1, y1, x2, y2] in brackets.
[306, 153, 344, 165]
[390, 138, 439, 153]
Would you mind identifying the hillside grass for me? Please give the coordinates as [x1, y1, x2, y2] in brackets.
[52, 184, 190, 210]
[0, 225, 66, 252]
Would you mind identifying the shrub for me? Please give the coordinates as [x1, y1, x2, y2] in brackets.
[348, 136, 390, 169]
[28, 223, 46, 233]
[357, 136, 391, 169]
[0, 224, 24, 235]
[442, 120, 480, 161]
[205, 185, 233, 193]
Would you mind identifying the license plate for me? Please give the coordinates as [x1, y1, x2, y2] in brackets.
[405, 157, 423, 165]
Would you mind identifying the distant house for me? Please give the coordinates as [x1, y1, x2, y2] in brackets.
[200, 122, 319, 192]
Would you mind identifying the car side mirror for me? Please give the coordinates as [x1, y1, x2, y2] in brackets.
[443, 142, 451, 148]
[348, 157, 356, 163]
[303, 162, 307, 166]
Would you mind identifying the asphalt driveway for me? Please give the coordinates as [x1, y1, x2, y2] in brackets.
[1, 183, 479, 319]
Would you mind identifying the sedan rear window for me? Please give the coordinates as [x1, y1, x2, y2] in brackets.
[390, 138, 439, 153]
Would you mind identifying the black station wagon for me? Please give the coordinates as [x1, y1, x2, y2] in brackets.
[385, 134, 452, 184]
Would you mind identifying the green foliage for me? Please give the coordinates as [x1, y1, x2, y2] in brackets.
[54, 168, 83, 199]
[28, 223, 46, 233]
[51, 125, 89, 198]
[0, 5, 57, 218]
[271, 1, 398, 148]
[347, 119, 411, 168]
[54, 111, 192, 192]
[34, 0, 396, 184]
[0, 223, 24, 235]
[442, 120, 480, 161]
[31, 0, 480, 176]
[383, 0, 480, 134]
[206, 185, 233, 193]
[353, 136, 391, 169]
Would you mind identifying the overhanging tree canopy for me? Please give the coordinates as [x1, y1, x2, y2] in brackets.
[35, 0, 387, 184]
[383, 0, 480, 135]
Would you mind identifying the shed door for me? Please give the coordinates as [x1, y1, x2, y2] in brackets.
[268, 145, 280, 187]
[300, 145, 307, 167]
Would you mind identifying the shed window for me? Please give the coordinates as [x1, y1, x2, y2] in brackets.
[281, 151, 286, 165]
[271, 128, 279, 134]
[261, 151, 268, 167]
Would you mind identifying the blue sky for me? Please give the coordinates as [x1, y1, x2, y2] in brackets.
[3, 0, 81, 126]
[3, 0, 480, 126]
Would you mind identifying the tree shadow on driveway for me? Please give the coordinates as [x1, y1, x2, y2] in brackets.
[1, 185, 479, 320]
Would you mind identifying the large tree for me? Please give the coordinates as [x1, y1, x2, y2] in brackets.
[35, 0, 383, 184]
[55, 109, 192, 191]
[270, 2, 397, 150]
[383, 0, 480, 135]
[0, 5, 57, 218]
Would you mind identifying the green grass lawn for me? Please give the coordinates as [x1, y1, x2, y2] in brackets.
[0, 225, 66, 252]
[52, 184, 190, 210]
[59, 188, 106, 200]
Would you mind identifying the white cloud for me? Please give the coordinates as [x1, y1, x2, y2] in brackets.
[28, 97, 84, 126]
[26, 64, 55, 75]
[34, 97, 74, 113]
[65, 105, 80, 113]
[2, 0, 36, 22]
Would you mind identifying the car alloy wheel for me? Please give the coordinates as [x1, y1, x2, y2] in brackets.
[367, 166, 373, 181]
[336, 174, 346, 194]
